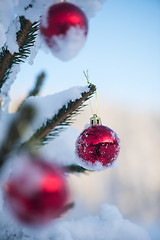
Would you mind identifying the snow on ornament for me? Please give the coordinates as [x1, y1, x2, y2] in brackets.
[75, 114, 120, 170]
[40, 2, 88, 61]
[3, 156, 70, 227]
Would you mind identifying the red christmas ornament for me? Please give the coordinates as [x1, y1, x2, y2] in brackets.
[76, 114, 120, 169]
[40, 2, 88, 60]
[3, 157, 70, 226]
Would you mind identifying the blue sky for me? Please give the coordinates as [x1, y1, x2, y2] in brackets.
[10, 0, 160, 112]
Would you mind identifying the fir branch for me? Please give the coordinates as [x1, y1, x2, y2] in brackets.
[16, 72, 46, 112]
[0, 16, 39, 90]
[21, 83, 96, 150]
[0, 104, 35, 170]
[28, 72, 46, 97]
[65, 164, 88, 173]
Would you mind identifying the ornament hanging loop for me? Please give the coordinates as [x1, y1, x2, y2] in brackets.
[95, 88, 98, 115]
[83, 70, 90, 84]
[83, 70, 99, 117]
[83, 70, 93, 115]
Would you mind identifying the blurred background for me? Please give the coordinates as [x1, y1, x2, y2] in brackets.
[9, 0, 160, 239]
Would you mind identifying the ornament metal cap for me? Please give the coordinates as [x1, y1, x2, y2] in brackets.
[90, 114, 102, 125]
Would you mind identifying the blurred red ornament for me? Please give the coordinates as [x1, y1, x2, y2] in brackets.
[3, 157, 70, 226]
[40, 2, 88, 60]
[76, 114, 120, 169]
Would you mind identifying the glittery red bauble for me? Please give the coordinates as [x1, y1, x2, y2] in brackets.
[76, 125, 120, 168]
[40, 2, 88, 48]
[4, 158, 69, 226]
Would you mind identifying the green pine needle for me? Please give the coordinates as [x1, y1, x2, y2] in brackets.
[28, 72, 46, 97]
[65, 164, 91, 173]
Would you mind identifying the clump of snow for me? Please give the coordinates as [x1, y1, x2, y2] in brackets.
[0, 202, 151, 240]
[14, 0, 55, 24]
[0, 23, 6, 48]
[5, 17, 20, 54]
[0, 0, 16, 49]
[27, 33, 42, 65]
[75, 153, 118, 171]
[0, 64, 20, 112]
[50, 204, 151, 240]
[42, 27, 87, 61]
[40, 126, 80, 166]
[22, 85, 89, 141]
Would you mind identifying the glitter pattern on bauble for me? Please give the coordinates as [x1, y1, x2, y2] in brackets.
[76, 116, 120, 170]
[40, 2, 88, 61]
[3, 157, 70, 226]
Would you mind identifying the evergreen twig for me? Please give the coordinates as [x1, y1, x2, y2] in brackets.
[0, 104, 35, 170]
[28, 72, 46, 97]
[17, 72, 46, 112]
[65, 164, 89, 173]
[21, 83, 96, 150]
